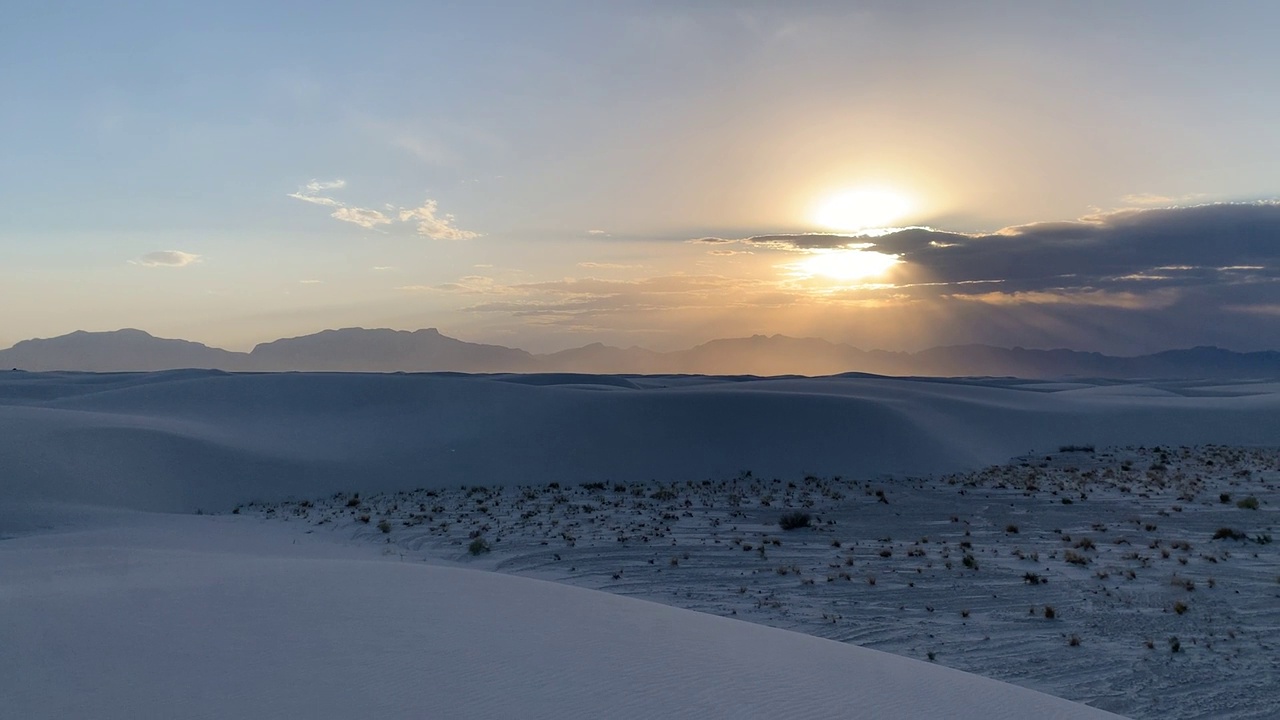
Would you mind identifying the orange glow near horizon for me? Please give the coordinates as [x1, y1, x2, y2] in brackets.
[789, 247, 902, 283]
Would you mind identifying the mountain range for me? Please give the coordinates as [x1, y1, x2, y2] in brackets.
[3, 327, 1280, 379]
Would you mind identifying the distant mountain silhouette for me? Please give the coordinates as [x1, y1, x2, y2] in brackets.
[0, 329, 247, 372]
[249, 328, 536, 373]
[3, 327, 1280, 379]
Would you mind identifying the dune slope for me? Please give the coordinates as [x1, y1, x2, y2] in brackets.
[0, 513, 1123, 720]
[5, 370, 1280, 512]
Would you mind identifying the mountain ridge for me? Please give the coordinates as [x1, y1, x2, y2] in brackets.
[3, 327, 1280, 379]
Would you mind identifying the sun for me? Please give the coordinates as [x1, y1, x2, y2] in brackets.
[792, 247, 901, 282]
[812, 188, 912, 232]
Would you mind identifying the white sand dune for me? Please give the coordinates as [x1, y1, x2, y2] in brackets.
[6, 370, 1279, 719]
[0, 511, 1123, 720]
[4, 370, 1280, 512]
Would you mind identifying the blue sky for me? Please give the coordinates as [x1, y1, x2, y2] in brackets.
[3, 1, 1280, 352]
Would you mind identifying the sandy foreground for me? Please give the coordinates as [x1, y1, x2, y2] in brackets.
[4, 370, 1279, 718]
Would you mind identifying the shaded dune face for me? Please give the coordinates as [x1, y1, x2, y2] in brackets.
[4, 371, 1280, 512]
[0, 517, 1126, 720]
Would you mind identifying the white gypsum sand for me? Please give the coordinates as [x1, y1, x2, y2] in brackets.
[5, 370, 1280, 718]
[4, 370, 1280, 511]
[244, 445, 1279, 720]
[0, 508, 1126, 720]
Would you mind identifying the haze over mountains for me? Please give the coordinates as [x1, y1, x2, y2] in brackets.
[5, 327, 1280, 379]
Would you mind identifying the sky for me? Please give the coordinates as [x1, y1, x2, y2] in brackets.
[3, 1, 1280, 354]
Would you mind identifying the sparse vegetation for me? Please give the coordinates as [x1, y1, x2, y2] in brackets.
[1236, 496, 1259, 510]
[778, 511, 812, 530]
[1064, 550, 1090, 565]
[241, 444, 1280, 714]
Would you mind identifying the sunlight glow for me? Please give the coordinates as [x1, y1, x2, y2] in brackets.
[812, 188, 912, 232]
[791, 247, 901, 282]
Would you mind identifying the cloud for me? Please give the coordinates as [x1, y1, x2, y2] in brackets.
[577, 262, 640, 269]
[693, 203, 1280, 301]
[1121, 192, 1207, 207]
[133, 250, 202, 268]
[398, 200, 480, 240]
[868, 203, 1280, 294]
[331, 207, 392, 228]
[288, 181, 477, 239]
[287, 179, 346, 207]
[587, 229, 608, 235]
[397, 275, 517, 296]
[691, 233, 878, 250]
[454, 275, 785, 324]
[949, 289, 1179, 310]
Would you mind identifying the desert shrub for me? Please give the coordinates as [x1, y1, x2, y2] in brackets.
[962, 554, 978, 570]
[1005, 524, 1020, 534]
[778, 511, 812, 530]
[1058, 445, 1095, 453]
[1253, 533, 1273, 545]
[1067, 633, 1080, 646]
[468, 537, 491, 555]
[346, 495, 361, 508]
[1173, 601, 1189, 615]
[377, 519, 392, 534]
[1168, 636, 1181, 653]
[1213, 527, 1247, 541]
[1024, 572, 1044, 585]
[1219, 492, 1232, 504]
[1237, 496, 1260, 510]
[1064, 550, 1090, 565]
[1044, 605, 1056, 619]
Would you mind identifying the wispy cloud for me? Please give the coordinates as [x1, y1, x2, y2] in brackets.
[949, 289, 1179, 309]
[287, 179, 346, 206]
[287, 181, 477, 239]
[133, 250, 202, 268]
[331, 207, 392, 229]
[398, 199, 480, 240]
[1120, 192, 1207, 207]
